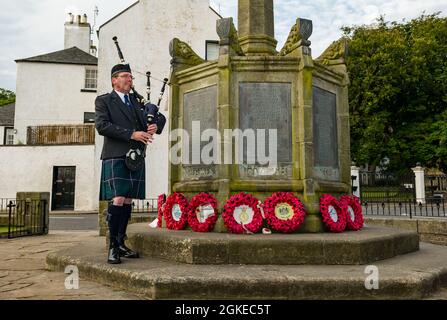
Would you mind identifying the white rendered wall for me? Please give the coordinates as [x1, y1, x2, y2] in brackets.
[14, 62, 97, 144]
[65, 23, 91, 53]
[95, 0, 220, 200]
[0, 126, 4, 145]
[0, 145, 95, 211]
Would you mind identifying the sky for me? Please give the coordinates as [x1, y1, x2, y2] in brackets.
[0, 0, 446, 91]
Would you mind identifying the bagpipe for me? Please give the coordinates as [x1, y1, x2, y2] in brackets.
[113, 36, 167, 135]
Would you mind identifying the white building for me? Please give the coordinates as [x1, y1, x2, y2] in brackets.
[94, 0, 220, 203]
[1, 0, 221, 212]
[0, 14, 98, 212]
[0, 103, 15, 146]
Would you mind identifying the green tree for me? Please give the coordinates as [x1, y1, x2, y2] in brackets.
[343, 13, 447, 173]
[0, 88, 15, 107]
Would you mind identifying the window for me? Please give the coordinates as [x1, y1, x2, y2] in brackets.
[84, 69, 98, 89]
[4, 127, 14, 145]
[206, 41, 219, 61]
[84, 112, 95, 124]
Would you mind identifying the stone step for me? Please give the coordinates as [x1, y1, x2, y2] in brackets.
[46, 238, 447, 300]
[126, 224, 420, 265]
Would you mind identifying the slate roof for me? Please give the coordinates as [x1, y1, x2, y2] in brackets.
[0, 103, 15, 126]
[15, 47, 97, 66]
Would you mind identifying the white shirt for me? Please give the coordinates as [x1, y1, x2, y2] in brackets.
[114, 90, 131, 105]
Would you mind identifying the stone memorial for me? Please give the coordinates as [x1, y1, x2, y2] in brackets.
[169, 0, 351, 232]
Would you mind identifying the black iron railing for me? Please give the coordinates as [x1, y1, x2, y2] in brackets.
[363, 198, 446, 219]
[0, 199, 48, 239]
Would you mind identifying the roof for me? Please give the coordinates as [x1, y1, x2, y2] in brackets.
[0, 103, 15, 127]
[15, 47, 98, 66]
[99, 1, 222, 31]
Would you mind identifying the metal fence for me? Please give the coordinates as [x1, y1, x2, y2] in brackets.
[27, 125, 95, 145]
[131, 198, 158, 214]
[0, 199, 48, 239]
[357, 170, 446, 218]
[359, 170, 416, 203]
[426, 174, 447, 197]
[362, 198, 446, 219]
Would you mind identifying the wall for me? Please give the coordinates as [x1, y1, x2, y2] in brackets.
[95, 0, 220, 200]
[64, 23, 91, 53]
[0, 145, 96, 211]
[0, 126, 4, 145]
[14, 62, 97, 144]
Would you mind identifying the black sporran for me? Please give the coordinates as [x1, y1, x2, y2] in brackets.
[125, 147, 145, 171]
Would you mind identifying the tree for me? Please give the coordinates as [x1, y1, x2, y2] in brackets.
[342, 13, 447, 173]
[0, 88, 15, 107]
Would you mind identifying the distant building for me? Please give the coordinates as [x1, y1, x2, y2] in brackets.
[0, 14, 98, 211]
[0, 103, 15, 145]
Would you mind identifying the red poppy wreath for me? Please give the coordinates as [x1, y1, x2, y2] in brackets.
[163, 193, 189, 230]
[262, 192, 306, 233]
[222, 192, 263, 234]
[320, 194, 347, 233]
[340, 195, 364, 231]
[157, 194, 166, 228]
[187, 193, 218, 232]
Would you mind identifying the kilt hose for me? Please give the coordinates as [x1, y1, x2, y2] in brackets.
[100, 158, 146, 201]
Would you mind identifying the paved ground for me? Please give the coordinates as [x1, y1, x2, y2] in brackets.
[0, 231, 142, 300]
[49, 215, 98, 231]
[1, 230, 446, 300]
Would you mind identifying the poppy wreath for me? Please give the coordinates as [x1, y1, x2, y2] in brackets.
[222, 192, 264, 234]
[320, 194, 347, 233]
[187, 193, 219, 232]
[163, 193, 189, 230]
[340, 195, 364, 231]
[157, 194, 166, 228]
[262, 192, 306, 233]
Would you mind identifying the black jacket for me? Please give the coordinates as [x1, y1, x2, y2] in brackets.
[95, 91, 147, 160]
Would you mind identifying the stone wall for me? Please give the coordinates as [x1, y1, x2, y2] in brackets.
[365, 217, 447, 246]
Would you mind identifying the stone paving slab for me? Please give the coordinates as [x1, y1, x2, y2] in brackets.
[0, 231, 142, 300]
[46, 235, 447, 300]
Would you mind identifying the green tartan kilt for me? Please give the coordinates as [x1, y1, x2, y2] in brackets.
[99, 158, 146, 201]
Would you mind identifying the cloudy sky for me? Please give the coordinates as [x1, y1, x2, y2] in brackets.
[0, 0, 446, 91]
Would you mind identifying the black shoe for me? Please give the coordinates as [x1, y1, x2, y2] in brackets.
[108, 246, 121, 264]
[118, 244, 140, 259]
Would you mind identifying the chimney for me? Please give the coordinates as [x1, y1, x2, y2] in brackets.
[66, 12, 74, 23]
[64, 12, 92, 53]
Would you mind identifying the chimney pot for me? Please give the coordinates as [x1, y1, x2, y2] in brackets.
[66, 12, 74, 23]
[81, 14, 87, 24]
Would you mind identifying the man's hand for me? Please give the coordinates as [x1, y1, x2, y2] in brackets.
[131, 131, 153, 144]
[148, 124, 158, 135]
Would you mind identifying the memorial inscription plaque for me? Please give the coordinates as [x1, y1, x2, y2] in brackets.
[313, 86, 339, 181]
[239, 82, 292, 178]
[182, 85, 217, 179]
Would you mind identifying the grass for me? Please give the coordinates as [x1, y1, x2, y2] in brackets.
[0, 225, 28, 234]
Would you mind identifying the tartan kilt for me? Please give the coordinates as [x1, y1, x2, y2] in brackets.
[99, 158, 146, 201]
